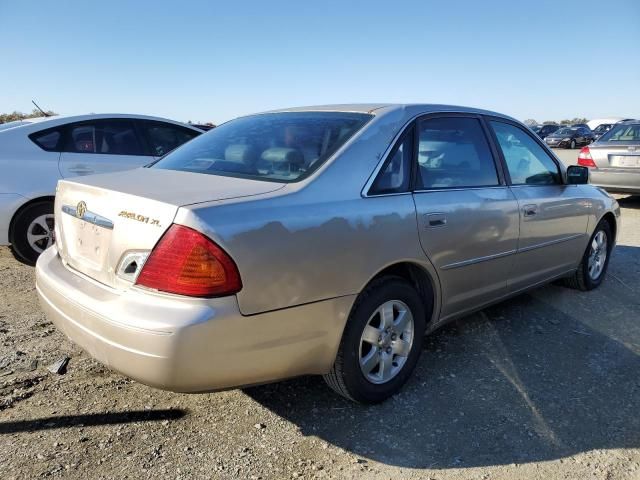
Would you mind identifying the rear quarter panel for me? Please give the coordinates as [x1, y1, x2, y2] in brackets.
[178, 192, 435, 316]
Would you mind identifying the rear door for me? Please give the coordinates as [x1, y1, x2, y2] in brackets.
[411, 114, 520, 319]
[58, 119, 152, 177]
[487, 118, 590, 292]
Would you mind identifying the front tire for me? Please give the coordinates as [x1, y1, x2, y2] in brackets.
[569, 139, 576, 149]
[324, 277, 427, 404]
[10, 201, 55, 265]
[564, 219, 612, 291]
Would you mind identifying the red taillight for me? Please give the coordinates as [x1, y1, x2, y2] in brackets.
[577, 147, 596, 168]
[136, 224, 242, 297]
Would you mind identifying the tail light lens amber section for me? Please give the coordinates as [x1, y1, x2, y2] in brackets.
[136, 224, 242, 297]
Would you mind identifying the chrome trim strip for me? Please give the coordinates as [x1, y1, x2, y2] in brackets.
[414, 185, 508, 194]
[62, 205, 114, 230]
[441, 249, 517, 270]
[517, 233, 584, 253]
[441, 233, 585, 270]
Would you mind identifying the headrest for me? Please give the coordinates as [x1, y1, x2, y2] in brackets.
[225, 144, 259, 165]
[260, 147, 304, 166]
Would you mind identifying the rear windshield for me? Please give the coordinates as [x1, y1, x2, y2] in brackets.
[151, 112, 372, 182]
[598, 124, 640, 143]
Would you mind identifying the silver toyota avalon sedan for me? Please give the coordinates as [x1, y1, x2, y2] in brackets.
[35, 104, 620, 404]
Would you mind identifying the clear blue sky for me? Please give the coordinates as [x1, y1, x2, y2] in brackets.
[1, 0, 638, 124]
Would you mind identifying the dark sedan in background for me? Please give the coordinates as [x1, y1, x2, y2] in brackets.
[532, 124, 560, 138]
[545, 126, 595, 149]
[571, 123, 592, 131]
[592, 124, 614, 140]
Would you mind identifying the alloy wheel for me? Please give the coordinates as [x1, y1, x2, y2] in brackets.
[26, 214, 55, 254]
[587, 230, 607, 280]
[358, 299, 414, 384]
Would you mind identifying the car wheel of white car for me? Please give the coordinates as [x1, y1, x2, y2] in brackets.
[10, 201, 55, 265]
[564, 219, 612, 291]
[324, 276, 426, 404]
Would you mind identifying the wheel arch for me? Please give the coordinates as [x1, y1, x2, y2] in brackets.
[8, 195, 55, 243]
[599, 211, 617, 244]
[360, 261, 441, 329]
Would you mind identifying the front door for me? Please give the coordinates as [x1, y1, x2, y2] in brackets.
[411, 115, 520, 320]
[488, 119, 590, 292]
[59, 119, 152, 177]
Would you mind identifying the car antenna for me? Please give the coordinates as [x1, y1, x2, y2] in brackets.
[32, 100, 51, 117]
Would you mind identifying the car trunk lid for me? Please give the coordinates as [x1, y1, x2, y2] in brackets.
[54, 168, 284, 288]
[589, 143, 640, 169]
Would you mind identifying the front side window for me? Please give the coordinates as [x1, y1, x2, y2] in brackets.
[490, 121, 560, 185]
[64, 120, 144, 155]
[30, 129, 61, 151]
[142, 122, 200, 157]
[152, 112, 372, 182]
[416, 116, 499, 189]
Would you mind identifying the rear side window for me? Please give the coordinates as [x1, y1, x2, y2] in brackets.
[64, 120, 144, 155]
[416, 117, 499, 189]
[30, 129, 62, 151]
[599, 124, 640, 142]
[142, 122, 200, 157]
[490, 121, 560, 185]
[370, 128, 414, 195]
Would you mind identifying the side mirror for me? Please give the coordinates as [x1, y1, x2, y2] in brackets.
[567, 165, 589, 185]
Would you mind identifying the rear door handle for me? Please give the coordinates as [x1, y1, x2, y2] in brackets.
[523, 204, 538, 217]
[425, 212, 447, 228]
[68, 166, 94, 175]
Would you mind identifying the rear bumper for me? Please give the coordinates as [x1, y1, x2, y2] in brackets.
[0, 193, 27, 245]
[35, 247, 354, 392]
[591, 170, 640, 194]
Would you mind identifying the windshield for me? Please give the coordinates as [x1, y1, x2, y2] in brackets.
[598, 124, 640, 143]
[555, 127, 575, 135]
[152, 112, 372, 182]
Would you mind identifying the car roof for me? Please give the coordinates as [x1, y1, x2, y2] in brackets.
[263, 103, 517, 121]
[1, 113, 201, 134]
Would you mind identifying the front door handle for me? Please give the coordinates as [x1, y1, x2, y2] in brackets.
[425, 212, 447, 228]
[523, 204, 538, 217]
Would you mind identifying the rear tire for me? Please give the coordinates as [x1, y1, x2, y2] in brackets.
[324, 277, 427, 404]
[10, 201, 55, 265]
[563, 219, 612, 291]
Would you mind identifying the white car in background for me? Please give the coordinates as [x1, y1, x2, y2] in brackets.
[0, 114, 203, 263]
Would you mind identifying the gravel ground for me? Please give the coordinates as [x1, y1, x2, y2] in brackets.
[0, 193, 638, 480]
